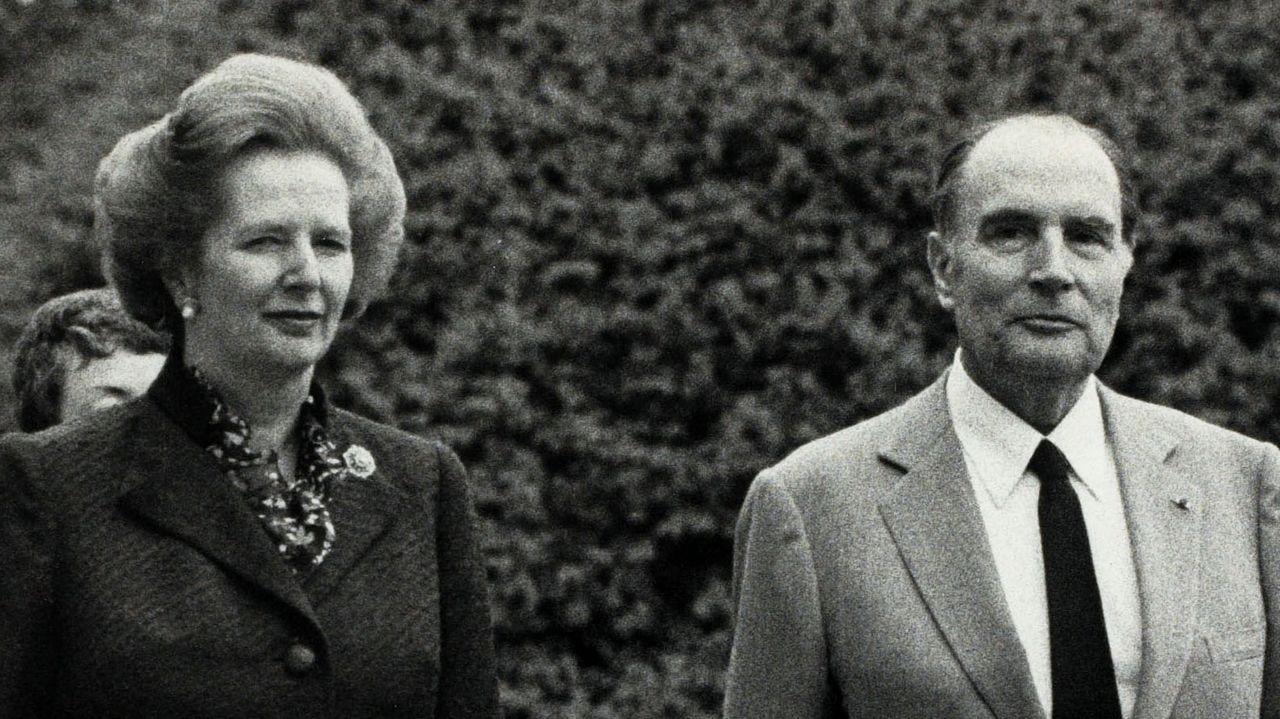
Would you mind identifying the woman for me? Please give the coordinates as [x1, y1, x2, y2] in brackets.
[0, 54, 499, 718]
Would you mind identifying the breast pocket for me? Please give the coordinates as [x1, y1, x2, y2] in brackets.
[1205, 625, 1265, 663]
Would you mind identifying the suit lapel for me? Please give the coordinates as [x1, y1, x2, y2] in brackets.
[302, 414, 402, 603]
[118, 402, 320, 628]
[878, 379, 1045, 719]
[1100, 388, 1200, 719]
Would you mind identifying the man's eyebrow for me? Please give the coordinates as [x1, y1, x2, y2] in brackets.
[92, 385, 134, 399]
[1065, 216, 1116, 231]
[978, 209, 1039, 226]
[977, 210, 1116, 231]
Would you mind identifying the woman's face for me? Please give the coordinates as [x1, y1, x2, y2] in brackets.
[180, 148, 353, 377]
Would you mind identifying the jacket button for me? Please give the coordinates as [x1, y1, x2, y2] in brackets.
[284, 643, 317, 675]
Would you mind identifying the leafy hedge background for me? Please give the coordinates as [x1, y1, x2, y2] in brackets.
[5, 0, 1280, 715]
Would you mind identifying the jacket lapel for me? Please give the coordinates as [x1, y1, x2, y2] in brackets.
[1099, 388, 1200, 719]
[877, 378, 1045, 719]
[301, 414, 402, 603]
[117, 402, 320, 628]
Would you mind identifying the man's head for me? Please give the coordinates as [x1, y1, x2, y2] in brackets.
[12, 288, 169, 432]
[926, 115, 1134, 399]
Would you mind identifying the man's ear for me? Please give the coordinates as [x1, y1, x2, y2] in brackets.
[926, 230, 956, 311]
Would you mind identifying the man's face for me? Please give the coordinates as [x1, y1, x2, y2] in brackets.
[928, 119, 1133, 389]
[60, 350, 165, 422]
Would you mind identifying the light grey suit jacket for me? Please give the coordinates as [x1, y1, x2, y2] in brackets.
[725, 375, 1280, 719]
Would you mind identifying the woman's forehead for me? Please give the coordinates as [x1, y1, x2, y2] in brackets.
[212, 150, 350, 230]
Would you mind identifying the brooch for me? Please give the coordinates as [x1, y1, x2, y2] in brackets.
[342, 444, 377, 478]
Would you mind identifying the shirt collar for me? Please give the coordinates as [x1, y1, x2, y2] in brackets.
[946, 350, 1109, 506]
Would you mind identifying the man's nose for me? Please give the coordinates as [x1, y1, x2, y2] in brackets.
[1027, 227, 1073, 292]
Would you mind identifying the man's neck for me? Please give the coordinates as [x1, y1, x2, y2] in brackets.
[959, 352, 1089, 435]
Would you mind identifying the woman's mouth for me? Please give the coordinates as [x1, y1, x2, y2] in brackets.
[263, 310, 324, 335]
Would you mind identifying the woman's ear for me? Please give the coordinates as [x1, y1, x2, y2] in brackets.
[161, 262, 200, 319]
[925, 230, 956, 311]
[161, 272, 188, 306]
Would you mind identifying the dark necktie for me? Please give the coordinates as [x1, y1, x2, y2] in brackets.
[1029, 440, 1122, 719]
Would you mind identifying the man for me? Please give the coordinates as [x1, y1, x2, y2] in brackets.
[11, 287, 168, 432]
[724, 114, 1280, 718]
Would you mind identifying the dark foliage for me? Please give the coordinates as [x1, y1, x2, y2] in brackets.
[4, 1, 1280, 715]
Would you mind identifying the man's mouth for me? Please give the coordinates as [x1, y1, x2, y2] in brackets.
[264, 310, 323, 320]
[1016, 313, 1081, 332]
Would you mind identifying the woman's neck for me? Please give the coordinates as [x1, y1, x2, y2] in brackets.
[185, 344, 313, 454]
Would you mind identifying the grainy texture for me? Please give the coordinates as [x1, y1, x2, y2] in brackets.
[725, 376, 1280, 718]
[4, 1, 1280, 715]
[0, 391, 499, 718]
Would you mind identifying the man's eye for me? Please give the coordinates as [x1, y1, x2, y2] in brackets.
[1067, 226, 1109, 246]
[984, 222, 1035, 246]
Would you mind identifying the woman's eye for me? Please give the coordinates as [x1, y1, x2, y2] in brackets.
[245, 235, 279, 249]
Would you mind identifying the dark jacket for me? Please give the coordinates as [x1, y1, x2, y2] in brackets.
[0, 369, 500, 718]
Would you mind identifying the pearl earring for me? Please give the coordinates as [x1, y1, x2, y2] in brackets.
[180, 299, 198, 320]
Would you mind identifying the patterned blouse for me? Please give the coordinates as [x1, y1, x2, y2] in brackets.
[186, 367, 355, 572]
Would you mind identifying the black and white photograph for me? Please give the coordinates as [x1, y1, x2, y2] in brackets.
[3, 1, 1280, 717]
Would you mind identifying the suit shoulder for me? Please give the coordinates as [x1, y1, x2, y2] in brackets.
[329, 407, 434, 451]
[3, 400, 141, 455]
[1103, 391, 1277, 487]
[759, 391, 929, 495]
[1, 400, 145, 469]
[328, 407, 464, 491]
[0, 400, 148, 506]
[1108, 392, 1266, 452]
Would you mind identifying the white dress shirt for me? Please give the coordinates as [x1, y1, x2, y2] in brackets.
[945, 354, 1142, 718]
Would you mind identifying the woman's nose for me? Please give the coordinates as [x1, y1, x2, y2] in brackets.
[283, 239, 322, 288]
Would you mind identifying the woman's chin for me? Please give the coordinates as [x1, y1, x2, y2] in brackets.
[241, 338, 330, 375]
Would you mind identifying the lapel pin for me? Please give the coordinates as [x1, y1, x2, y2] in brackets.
[1172, 497, 1190, 511]
[342, 444, 377, 479]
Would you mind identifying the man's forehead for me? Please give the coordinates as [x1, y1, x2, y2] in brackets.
[956, 118, 1121, 216]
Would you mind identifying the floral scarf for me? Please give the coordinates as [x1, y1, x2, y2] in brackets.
[191, 368, 348, 572]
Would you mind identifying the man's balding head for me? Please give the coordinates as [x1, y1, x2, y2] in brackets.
[932, 115, 1136, 245]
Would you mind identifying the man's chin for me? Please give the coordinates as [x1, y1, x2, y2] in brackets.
[1000, 347, 1097, 382]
